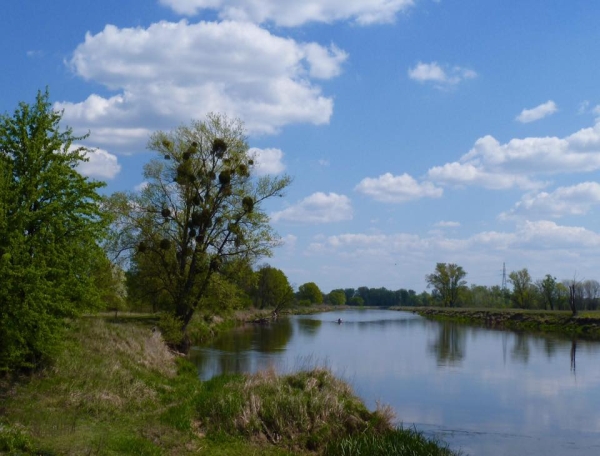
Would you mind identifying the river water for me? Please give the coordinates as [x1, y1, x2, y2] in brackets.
[190, 309, 600, 455]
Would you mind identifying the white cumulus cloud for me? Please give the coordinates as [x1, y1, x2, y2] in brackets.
[159, 0, 416, 26]
[516, 100, 558, 123]
[271, 192, 353, 223]
[57, 20, 347, 152]
[500, 182, 600, 219]
[428, 120, 600, 190]
[249, 147, 286, 176]
[408, 61, 477, 89]
[72, 145, 121, 179]
[355, 172, 443, 202]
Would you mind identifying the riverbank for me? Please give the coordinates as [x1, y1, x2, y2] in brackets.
[394, 307, 600, 339]
[0, 316, 457, 455]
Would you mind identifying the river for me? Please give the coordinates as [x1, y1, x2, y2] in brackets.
[190, 309, 600, 455]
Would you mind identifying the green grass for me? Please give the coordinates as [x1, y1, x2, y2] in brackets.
[1, 317, 199, 455]
[324, 428, 459, 456]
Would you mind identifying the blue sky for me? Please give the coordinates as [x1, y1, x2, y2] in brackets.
[3, 0, 600, 293]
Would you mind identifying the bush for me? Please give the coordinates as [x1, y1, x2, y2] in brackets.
[157, 312, 184, 347]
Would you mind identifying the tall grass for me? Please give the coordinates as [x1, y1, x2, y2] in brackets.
[196, 367, 393, 452]
[324, 428, 459, 456]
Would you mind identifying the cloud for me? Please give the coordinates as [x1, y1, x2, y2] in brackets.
[57, 20, 347, 152]
[470, 220, 600, 253]
[26, 50, 44, 58]
[428, 120, 600, 190]
[291, 219, 600, 291]
[249, 147, 286, 176]
[159, 0, 416, 26]
[516, 100, 558, 123]
[500, 182, 600, 220]
[75, 146, 121, 179]
[134, 181, 149, 192]
[271, 192, 353, 223]
[355, 173, 443, 202]
[427, 161, 539, 190]
[434, 221, 461, 228]
[408, 61, 477, 89]
[578, 100, 590, 115]
[312, 221, 600, 263]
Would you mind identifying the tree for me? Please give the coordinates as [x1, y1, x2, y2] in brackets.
[509, 268, 534, 309]
[425, 263, 467, 307]
[0, 90, 107, 371]
[107, 114, 290, 350]
[327, 289, 346, 306]
[581, 279, 600, 310]
[563, 277, 583, 316]
[297, 282, 323, 304]
[348, 296, 365, 306]
[536, 275, 559, 311]
[254, 265, 294, 312]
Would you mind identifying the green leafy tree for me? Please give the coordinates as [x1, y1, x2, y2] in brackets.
[0, 90, 107, 371]
[297, 282, 323, 304]
[537, 275, 560, 311]
[107, 114, 290, 350]
[93, 256, 128, 317]
[425, 263, 467, 307]
[581, 279, 600, 310]
[348, 296, 365, 306]
[254, 265, 294, 312]
[509, 268, 534, 309]
[327, 289, 346, 306]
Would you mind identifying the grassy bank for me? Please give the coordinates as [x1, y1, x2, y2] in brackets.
[1, 317, 457, 455]
[395, 307, 600, 339]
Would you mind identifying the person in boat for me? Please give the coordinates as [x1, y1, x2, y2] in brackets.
[337, 318, 342, 324]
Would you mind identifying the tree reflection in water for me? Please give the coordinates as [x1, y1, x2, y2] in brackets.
[429, 321, 466, 366]
[297, 318, 322, 337]
[571, 339, 577, 374]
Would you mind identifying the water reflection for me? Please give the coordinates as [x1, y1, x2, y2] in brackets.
[511, 333, 530, 363]
[429, 321, 466, 366]
[297, 317, 322, 337]
[191, 309, 600, 456]
[571, 339, 577, 373]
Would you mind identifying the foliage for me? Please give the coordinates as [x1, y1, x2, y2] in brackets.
[509, 269, 535, 309]
[254, 264, 294, 312]
[463, 284, 510, 308]
[348, 296, 365, 306]
[93, 255, 128, 316]
[107, 114, 290, 348]
[327, 289, 347, 305]
[0, 90, 108, 371]
[297, 282, 323, 304]
[425, 263, 467, 308]
[536, 275, 561, 311]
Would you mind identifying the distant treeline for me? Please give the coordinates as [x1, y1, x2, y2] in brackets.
[323, 287, 430, 307]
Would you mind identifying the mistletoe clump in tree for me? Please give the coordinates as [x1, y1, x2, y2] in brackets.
[109, 114, 290, 350]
